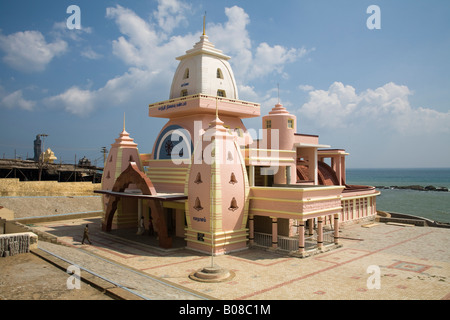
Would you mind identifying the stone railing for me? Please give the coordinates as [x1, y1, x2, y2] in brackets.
[0, 232, 38, 257]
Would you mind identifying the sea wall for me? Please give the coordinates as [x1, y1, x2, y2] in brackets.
[0, 178, 101, 196]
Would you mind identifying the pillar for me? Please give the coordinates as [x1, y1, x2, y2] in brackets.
[334, 214, 339, 245]
[317, 216, 323, 250]
[298, 220, 305, 254]
[249, 165, 255, 187]
[308, 218, 314, 236]
[138, 199, 142, 220]
[312, 149, 318, 185]
[271, 217, 278, 249]
[341, 156, 346, 185]
[334, 156, 342, 186]
[286, 166, 291, 185]
[249, 214, 254, 245]
[175, 209, 185, 238]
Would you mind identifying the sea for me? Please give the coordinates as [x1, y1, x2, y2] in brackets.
[346, 168, 450, 223]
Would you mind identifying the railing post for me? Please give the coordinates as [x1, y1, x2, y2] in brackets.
[271, 217, 278, 250]
[298, 220, 305, 255]
[308, 218, 314, 236]
[249, 214, 254, 246]
[317, 216, 323, 250]
[334, 214, 339, 245]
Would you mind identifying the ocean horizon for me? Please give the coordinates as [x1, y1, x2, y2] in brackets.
[346, 168, 450, 223]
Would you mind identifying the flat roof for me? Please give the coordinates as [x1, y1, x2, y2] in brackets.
[294, 142, 331, 148]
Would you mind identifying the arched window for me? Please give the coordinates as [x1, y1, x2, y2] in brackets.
[183, 68, 189, 79]
[216, 68, 223, 79]
[217, 89, 226, 97]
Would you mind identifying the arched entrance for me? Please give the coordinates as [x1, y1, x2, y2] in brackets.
[100, 162, 172, 249]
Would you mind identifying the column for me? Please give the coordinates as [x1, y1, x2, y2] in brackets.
[249, 165, 255, 187]
[138, 198, 143, 219]
[286, 166, 291, 185]
[334, 214, 339, 245]
[353, 199, 356, 220]
[308, 218, 314, 236]
[312, 149, 318, 185]
[341, 156, 346, 185]
[249, 214, 254, 245]
[334, 156, 342, 186]
[298, 220, 305, 254]
[317, 216, 323, 250]
[271, 217, 278, 249]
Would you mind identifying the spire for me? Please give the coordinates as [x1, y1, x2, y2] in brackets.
[277, 83, 280, 104]
[113, 112, 137, 147]
[215, 96, 219, 119]
[203, 11, 206, 35]
[208, 97, 226, 132]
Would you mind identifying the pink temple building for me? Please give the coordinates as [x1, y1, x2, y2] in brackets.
[96, 27, 379, 257]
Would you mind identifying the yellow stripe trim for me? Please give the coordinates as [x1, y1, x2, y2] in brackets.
[150, 180, 185, 184]
[251, 186, 345, 192]
[342, 192, 380, 201]
[249, 196, 341, 203]
[250, 206, 342, 217]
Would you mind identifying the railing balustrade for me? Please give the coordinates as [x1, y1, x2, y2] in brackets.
[253, 231, 335, 252]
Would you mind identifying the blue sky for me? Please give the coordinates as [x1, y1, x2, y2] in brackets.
[0, 0, 449, 168]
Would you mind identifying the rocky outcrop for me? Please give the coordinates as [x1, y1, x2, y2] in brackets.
[376, 185, 448, 192]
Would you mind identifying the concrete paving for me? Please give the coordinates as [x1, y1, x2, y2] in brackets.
[26, 216, 450, 300]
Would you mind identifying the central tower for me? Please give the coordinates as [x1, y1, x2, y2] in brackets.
[169, 29, 239, 100]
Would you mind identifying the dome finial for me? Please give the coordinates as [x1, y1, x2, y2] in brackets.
[203, 11, 206, 35]
[277, 83, 280, 104]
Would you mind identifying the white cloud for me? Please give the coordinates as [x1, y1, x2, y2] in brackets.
[208, 6, 310, 82]
[298, 84, 314, 92]
[51, 21, 92, 42]
[105, 4, 196, 71]
[45, 86, 95, 116]
[251, 43, 308, 79]
[153, 0, 191, 34]
[0, 89, 36, 111]
[81, 47, 102, 60]
[0, 30, 67, 72]
[299, 81, 450, 135]
[46, 5, 311, 117]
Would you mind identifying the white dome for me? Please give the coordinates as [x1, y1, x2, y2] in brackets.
[169, 34, 239, 100]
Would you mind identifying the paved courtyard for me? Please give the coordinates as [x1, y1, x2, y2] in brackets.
[23, 216, 450, 300]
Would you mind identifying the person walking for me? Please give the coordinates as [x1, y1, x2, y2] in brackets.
[137, 216, 145, 235]
[81, 224, 92, 245]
